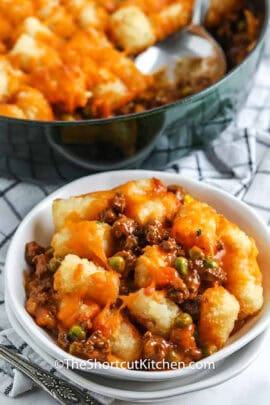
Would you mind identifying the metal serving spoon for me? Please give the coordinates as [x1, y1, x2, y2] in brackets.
[0, 345, 101, 405]
[135, 0, 227, 83]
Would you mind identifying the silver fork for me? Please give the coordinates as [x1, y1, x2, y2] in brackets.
[0, 345, 102, 405]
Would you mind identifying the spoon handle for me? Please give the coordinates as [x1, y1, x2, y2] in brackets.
[192, 0, 210, 25]
[0, 345, 102, 405]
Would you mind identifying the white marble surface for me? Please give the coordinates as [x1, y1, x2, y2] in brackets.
[1, 333, 269, 405]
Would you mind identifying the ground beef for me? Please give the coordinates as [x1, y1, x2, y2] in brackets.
[201, 266, 227, 283]
[25, 245, 58, 331]
[25, 241, 45, 266]
[184, 269, 201, 299]
[170, 324, 202, 360]
[180, 296, 202, 322]
[112, 215, 137, 239]
[166, 277, 189, 304]
[57, 331, 70, 351]
[216, 240, 224, 251]
[120, 234, 140, 253]
[25, 276, 53, 305]
[144, 220, 169, 245]
[70, 330, 110, 362]
[112, 192, 126, 213]
[114, 250, 137, 294]
[160, 237, 184, 265]
[160, 237, 178, 252]
[99, 208, 118, 225]
[142, 332, 170, 362]
[119, 280, 131, 295]
[32, 254, 49, 277]
[191, 258, 227, 284]
[115, 249, 137, 272]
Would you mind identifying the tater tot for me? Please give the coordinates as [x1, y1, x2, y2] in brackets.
[62, 29, 151, 115]
[64, 0, 109, 30]
[120, 178, 180, 225]
[90, 47, 152, 97]
[125, 288, 180, 337]
[150, 0, 194, 42]
[172, 198, 218, 256]
[0, 58, 25, 102]
[29, 63, 89, 112]
[93, 308, 142, 361]
[43, 6, 77, 37]
[15, 86, 54, 121]
[54, 254, 119, 305]
[19, 17, 53, 40]
[135, 245, 178, 288]
[92, 69, 130, 116]
[199, 286, 240, 349]
[36, 0, 60, 19]
[51, 221, 114, 266]
[109, 6, 155, 54]
[10, 34, 61, 72]
[0, 104, 25, 119]
[53, 178, 177, 230]
[52, 190, 114, 230]
[0, 0, 34, 25]
[217, 216, 263, 319]
[36, 1, 76, 37]
[57, 296, 101, 328]
[78, 2, 109, 30]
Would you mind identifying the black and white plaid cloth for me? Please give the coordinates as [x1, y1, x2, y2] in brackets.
[0, 37, 270, 402]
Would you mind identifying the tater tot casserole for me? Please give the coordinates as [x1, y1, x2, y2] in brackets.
[24, 178, 264, 369]
[0, 0, 261, 121]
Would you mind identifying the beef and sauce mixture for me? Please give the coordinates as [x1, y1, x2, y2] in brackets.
[24, 178, 263, 369]
[0, 0, 261, 121]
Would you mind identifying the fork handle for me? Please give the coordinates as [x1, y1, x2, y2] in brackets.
[0, 345, 102, 405]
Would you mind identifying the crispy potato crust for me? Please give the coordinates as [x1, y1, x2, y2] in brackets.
[199, 286, 240, 348]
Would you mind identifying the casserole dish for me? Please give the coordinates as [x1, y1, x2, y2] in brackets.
[0, 0, 268, 179]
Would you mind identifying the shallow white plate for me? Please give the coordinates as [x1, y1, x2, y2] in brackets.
[5, 295, 269, 402]
[5, 170, 270, 382]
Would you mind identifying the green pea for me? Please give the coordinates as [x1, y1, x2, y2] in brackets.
[174, 313, 193, 328]
[203, 258, 218, 269]
[47, 258, 62, 272]
[68, 325, 86, 341]
[108, 256, 125, 273]
[189, 246, 204, 260]
[167, 349, 182, 363]
[202, 344, 217, 357]
[69, 342, 76, 354]
[174, 257, 188, 276]
[62, 114, 75, 121]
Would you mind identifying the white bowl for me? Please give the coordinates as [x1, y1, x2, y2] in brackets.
[5, 293, 270, 402]
[5, 170, 270, 382]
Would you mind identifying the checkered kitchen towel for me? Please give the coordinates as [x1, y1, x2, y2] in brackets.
[0, 40, 270, 402]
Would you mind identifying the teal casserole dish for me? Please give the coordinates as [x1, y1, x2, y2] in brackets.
[0, 0, 269, 181]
